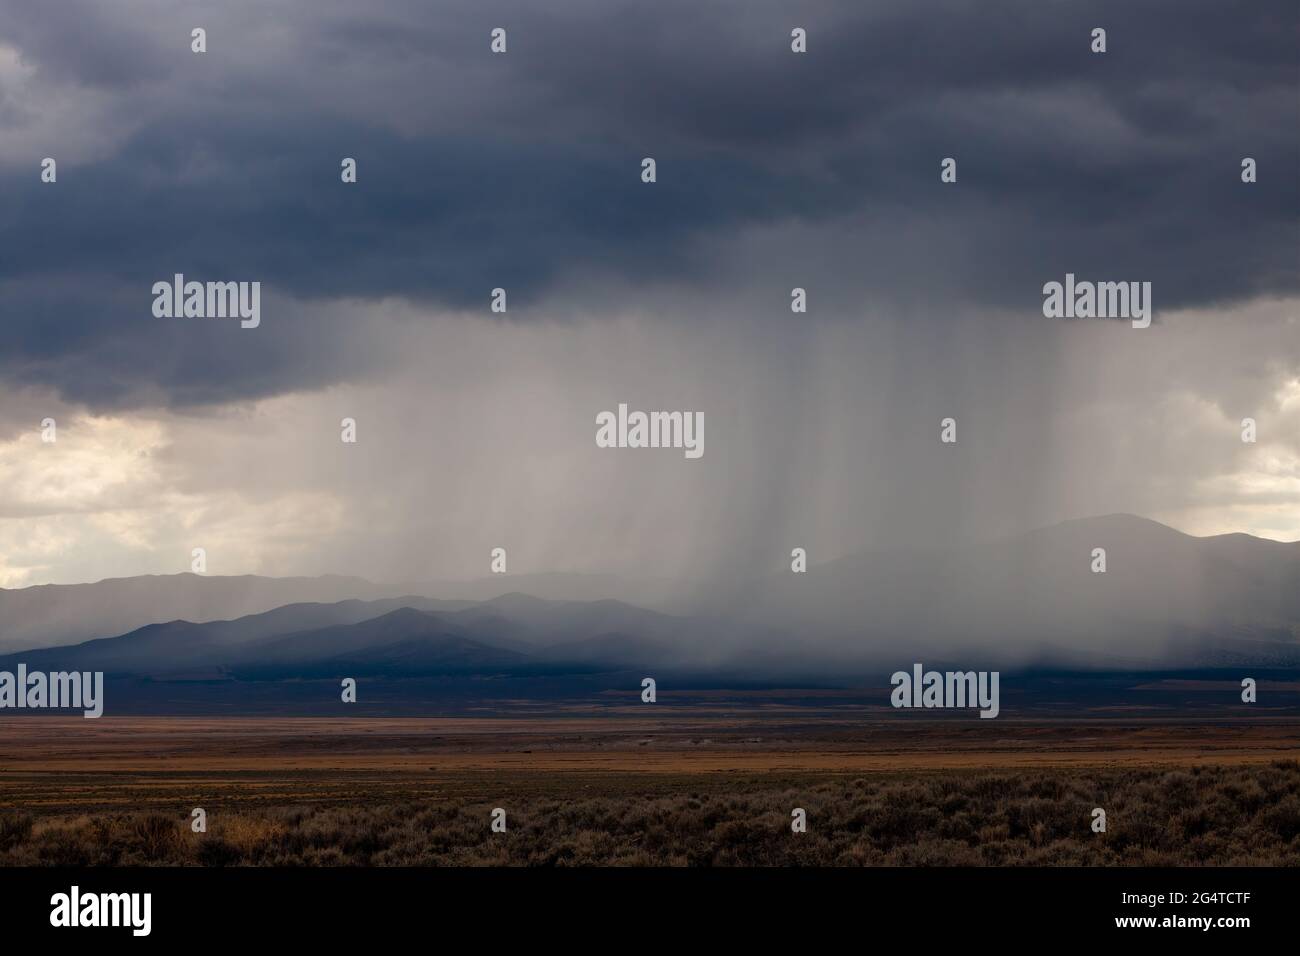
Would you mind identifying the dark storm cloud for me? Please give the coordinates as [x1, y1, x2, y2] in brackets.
[0, 0, 169, 91]
[0, 0, 1295, 407]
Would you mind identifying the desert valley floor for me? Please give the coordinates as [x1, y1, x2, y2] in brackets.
[1, 712, 1297, 866]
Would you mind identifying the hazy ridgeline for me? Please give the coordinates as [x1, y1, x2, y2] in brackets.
[1, 516, 1297, 684]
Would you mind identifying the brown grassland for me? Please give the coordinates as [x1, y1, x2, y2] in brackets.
[0, 716, 1297, 866]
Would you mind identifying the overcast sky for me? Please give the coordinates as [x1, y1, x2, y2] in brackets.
[0, 0, 1296, 588]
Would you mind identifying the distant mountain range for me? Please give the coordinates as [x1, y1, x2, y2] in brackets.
[0, 573, 401, 652]
[0, 569, 678, 653]
[1, 515, 1296, 678]
[0, 594, 683, 679]
[714, 513, 1300, 669]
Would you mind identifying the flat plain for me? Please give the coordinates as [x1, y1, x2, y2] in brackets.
[0, 711, 1296, 865]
